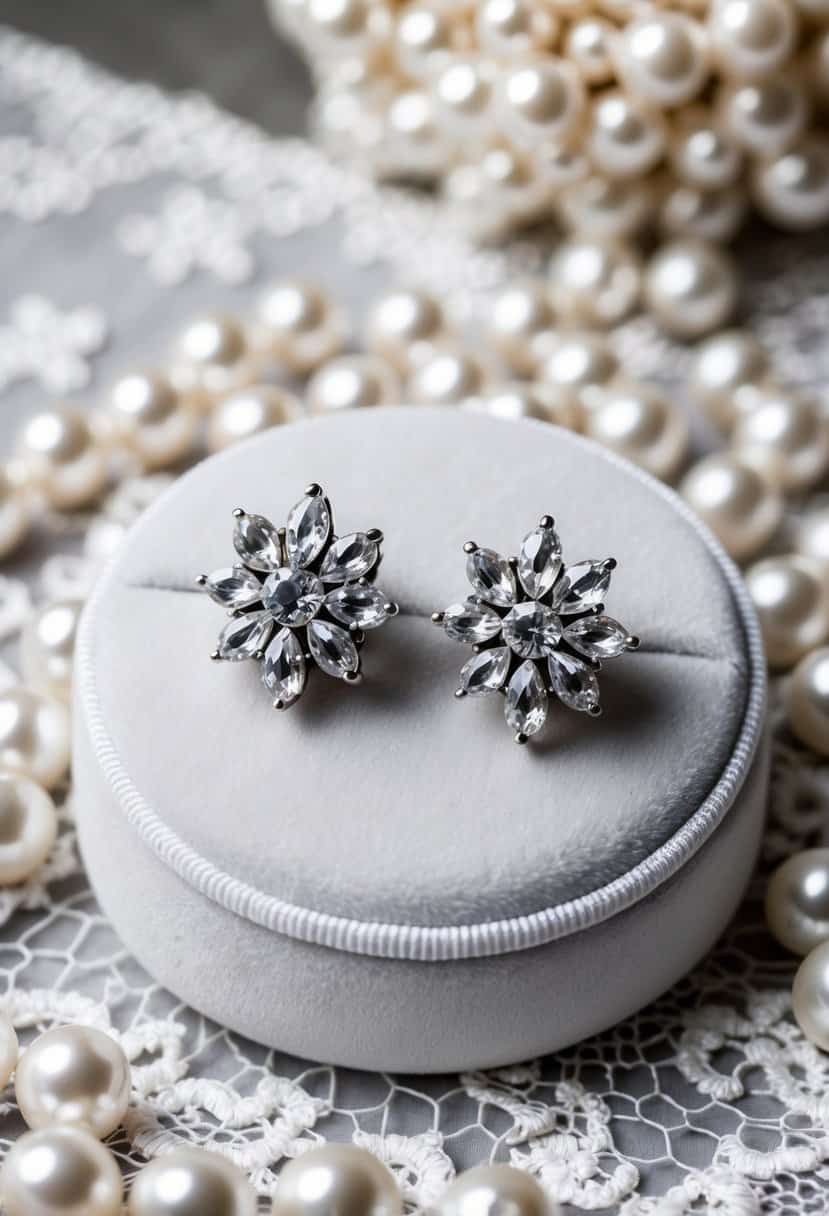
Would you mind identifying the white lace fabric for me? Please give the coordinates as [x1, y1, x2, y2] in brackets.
[0, 23, 829, 1215]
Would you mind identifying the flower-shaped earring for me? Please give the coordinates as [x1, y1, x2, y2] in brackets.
[198, 484, 398, 708]
[433, 516, 639, 743]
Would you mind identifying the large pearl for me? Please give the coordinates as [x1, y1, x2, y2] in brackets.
[720, 75, 807, 156]
[477, 0, 559, 58]
[644, 238, 738, 338]
[671, 108, 743, 189]
[17, 407, 108, 511]
[732, 388, 829, 492]
[307, 355, 400, 413]
[409, 347, 490, 406]
[0, 1012, 18, 1087]
[0, 467, 30, 559]
[108, 372, 199, 471]
[0, 771, 57, 885]
[15, 1025, 131, 1139]
[745, 555, 829, 668]
[797, 506, 829, 571]
[585, 382, 690, 481]
[207, 386, 301, 452]
[557, 174, 655, 239]
[616, 13, 709, 108]
[495, 58, 585, 147]
[271, 1144, 402, 1216]
[565, 18, 615, 84]
[432, 58, 495, 138]
[170, 316, 258, 408]
[794, 940, 829, 1050]
[588, 91, 667, 180]
[434, 1165, 554, 1216]
[0, 1126, 123, 1216]
[0, 688, 70, 791]
[766, 848, 829, 954]
[20, 599, 82, 703]
[364, 288, 445, 372]
[536, 331, 618, 414]
[688, 329, 768, 431]
[752, 137, 829, 231]
[680, 452, 782, 561]
[384, 89, 449, 180]
[252, 282, 345, 374]
[395, 4, 454, 81]
[128, 1146, 257, 1216]
[550, 238, 641, 326]
[488, 281, 555, 376]
[708, 0, 797, 81]
[785, 647, 829, 757]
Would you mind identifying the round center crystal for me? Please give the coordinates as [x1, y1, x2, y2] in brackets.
[263, 568, 324, 627]
[502, 601, 562, 658]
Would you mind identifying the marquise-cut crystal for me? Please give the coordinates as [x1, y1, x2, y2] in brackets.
[555, 560, 611, 612]
[548, 650, 600, 712]
[233, 512, 282, 572]
[505, 660, 548, 737]
[326, 584, 389, 630]
[320, 533, 379, 583]
[262, 628, 306, 706]
[564, 614, 629, 659]
[466, 548, 516, 607]
[502, 602, 562, 659]
[262, 567, 325, 626]
[459, 646, 510, 696]
[518, 526, 562, 600]
[285, 494, 331, 570]
[443, 600, 503, 644]
[203, 566, 263, 610]
[307, 619, 359, 678]
[217, 610, 273, 660]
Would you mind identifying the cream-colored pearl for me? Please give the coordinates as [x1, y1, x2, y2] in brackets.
[565, 18, 615, 84]
[434, 1165, 555, 1216]
[15, 1025, 131, 1139]
[0, 1013, 18, 1087]
[271, 1144, 402, 1216]
[395, 4, 453, 80]
[550, 238, 641, 326]
[432, 58, 495, 137]
[0, 466, 30, 559]
[557, 174, 655, 239]
[536, 331, 618, 412]
[746, 555, 829, 668]
[644, 238, 738, 338]
[671, 110, 743, 189]
[488, 280, 555, 376]
[585, 381, 690, 481]
[0, 1125, 123, 1216]
[17, 407, 108, 511]
[732, 389, 829, 492]
[753, 137, 829, 231]
[588, 91, 667, 180]
[688, 329, 769, 430]
[709, 0, 797, 80]
[477, 0, 559, 59]
[766, 848, 829, 954]
[253, 282, 345, 374]
[785, 647, 829, 756]
[408, 347, 490, 406]
[128, 1146, 257, 1216]
[0, 688, 70, 791]
[794, 940, 829, 1049]
[170, 316, 259, 407]
[384, 89, 449, 179]
[0, 771, 57, 885]
[719, 75, 807, 155]
[797, 506, 829, 572]
[479, 144, 550, 225]
[364, 288, 445, 372]
[660, 182, 747, 243]
[680, 452, 783, 561]
[306, 0, 382, 47]
[20, 600, 82, 703]
[495, 57, 585, 146]
[307, 355, 400, 413]
[108, 371, 199, 471]
[617, 13, 709, 107]
[207, 386, 301, 453]
[465, 382, 580, 428]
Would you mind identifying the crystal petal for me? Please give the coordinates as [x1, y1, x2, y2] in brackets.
[202, 565, 263, 610]
[459, 647, 511, 696]
[505, 660, 548, 737]
[564, 614, 629, 659]
[466, 548, 516, 607]
[326, 584, 390, 630]
[307, 619, 359, 678]
[555, 560, 611, 612]
[443, 600, 503, 644]
[217, 610, 273, 661]
[233, 512, 282, 572]
[262, 628, 306, 706]
[518, 525, 562, 600]
[285, 493, 331, 570]
[548, 650, 600, 712]
[320, 533, 379, 583]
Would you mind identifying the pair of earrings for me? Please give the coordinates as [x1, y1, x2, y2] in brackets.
[197, 485, 639, 744]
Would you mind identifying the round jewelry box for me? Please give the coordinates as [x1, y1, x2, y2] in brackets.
[74, 408, 768, 1073]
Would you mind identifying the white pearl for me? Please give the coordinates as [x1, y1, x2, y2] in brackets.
[465, 382, 580, 428]
[0, 1013, 18, 1087]
[557, 174, 655, 239]
[766, 848, 829, 954]
[0, 466, 30, 559]
[588, 91, 667, 180]
[753, 137, 829, 231]
[719, 75, 807, 155]
[364, 288, 445, 372]
[271, 1144, 402, 1216]
[170, 316, 259, 408]
[488, 280, 555, 375]
[796, 506, 829, 571]
[671, 109, 743, 189]
[495, 58, 585, 147]
[785, 647, 829, 757]
[253, 282, 345, 374]
[207, 385, 301, 453]
[477, 0, 559, 58]
[0, 1125, 123, 1216]
[732, 388, 829, 492]
[536, 331, 618, 414]
[688, 329, 769, 430]
[644, 238, 738, 338]
[108, 371, 199, 471]
[306, 0, 383, 48]
[680, 452, 783, 561]
[434, 1165, 554, 1216]
[17, 407, 108, 511]
[794, 940, 829, 1050]
[20, 599, 82, 703]
[409, 347, 490, 406]
[432, 58, 495, 137]
[659, 182, 747, 242]
[616, 13, 709, 107]
[15, 1025, 131, 1139]
[550, 238, 641, 326]
[585, 381, 690, 481]
[0, 688, 70, 791]
[307, 355, 400, 413]
[395, 4, 453, 80]
[478, 144, 551, 226]
[565, 18, 615, 84]
[746, 555, 829, 669]
[384, 90, 449, 180]
[128, 1146, 257, 1216]
[708, 0, 797, 80]
[0, 771, 57, 885]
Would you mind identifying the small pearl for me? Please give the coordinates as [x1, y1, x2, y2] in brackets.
[495, 58, 585, 147]
[0, 770, 57, 885]
[465, 382, 580, 428]
[20, 599, 83, 703]
[671, 109, 743, 189]
[17, 407, 108, 511]
[680, 452, 783, 561]
[746, 555, 829, 668]
[766, 848, 829, 954]
[384, 89, 449, 179]
[306, 0, 382, 48]
[488, 280, 555, 375]
[0, 1013, 18, 1086]
[585, 381, 690, 481]
[785, 647, 829, 756]
[688, 329, 769, 430]
[565, 18, 616, 84]
[128, 1146, 257, 1216]
[550, 238, 641, 326]
[271, 1144, 402, 1216]
[536, 331, 618, 413]
[708, 0, 797, 81]
[0, 687, 70, 791]
[0, 1125, 123, 1216]
[719, 75, 807, 155]
[432, 58, 495, 137]
[252, 282, 345, 374]
[409, 347, 490, 406]
[207, 385, 301, 453]
[477, 0, 559, 58]
[660, 182, 747, 242]
[557, 174, 655, 239]
[644, 238, 738, 338]
[794, 940, 829, 1050]
[108, 371, 199, 471]
[588, 91, 667, 180]
[364, 288, 445, 372]
[479, 144, 551, 226]
[434, 1165, 554, 1216]
[796, 506, 829, 571]
[753, 137, 829, 231]
[170, 315, 259, 407]
[307, 355, 400, 413]
[395, 4, 453, 80]
[732, 388, 829, 492]
[15, 1025, 131, 1139]
[617, 13, 710, 107]
[0, 466, 30, 559]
